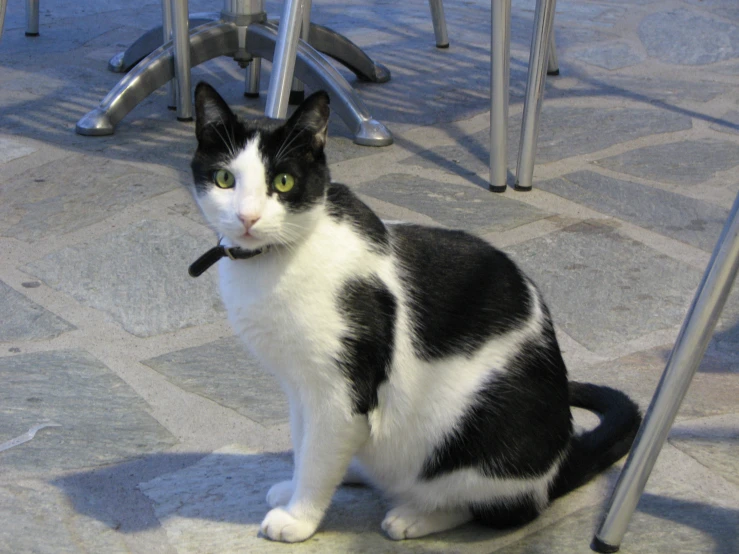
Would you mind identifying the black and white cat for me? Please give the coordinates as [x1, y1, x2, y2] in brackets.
[187, 82, 641, 543]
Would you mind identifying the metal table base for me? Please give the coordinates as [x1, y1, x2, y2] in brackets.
[76, 0, 393, 146]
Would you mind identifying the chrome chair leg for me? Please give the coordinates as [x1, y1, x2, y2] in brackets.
[264, 0, 304, 119]
[489, 0, 510, 192]
[514, 0, 557, 191]
[592, 191, 739, 553]
[25, 0, 38, 36]
[547, 30, 559, 75]
[244, 57, 261, 98]
[289, 0, 311, 105]
[162, 0, 177, 109]
[171, 0, 193, 120]
[0, 0, 7, 41]
[428, 0, 449, 48]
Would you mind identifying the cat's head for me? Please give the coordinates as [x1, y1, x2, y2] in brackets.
[190, 82, 331, 251]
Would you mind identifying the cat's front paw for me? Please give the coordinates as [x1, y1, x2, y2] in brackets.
[259, 507, 318, 543]
[266, 480, 294, 508]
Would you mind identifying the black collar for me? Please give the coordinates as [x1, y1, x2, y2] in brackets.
[189, 244, 265, 277]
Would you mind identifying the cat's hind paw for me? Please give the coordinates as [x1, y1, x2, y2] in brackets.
[266, 480, 294, 508]
[381, 505, 472, 540]
[259, 507, 318, 543]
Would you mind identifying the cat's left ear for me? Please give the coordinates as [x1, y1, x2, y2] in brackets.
[285, 90, 330, 151]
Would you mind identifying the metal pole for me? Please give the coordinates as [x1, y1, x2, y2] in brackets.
[0, 0, 7, 41]
[162, 0, 176, 109]
[592, 191, 739, 553]
[25, 0, 39, 36]
[265, 0, 304, 118]
[547, 30, 559, 75]
[489, 0, 510, 193]
[514, 0, 556, 191]
[428, 0, 449, 48]
[171, 0, 193, 120]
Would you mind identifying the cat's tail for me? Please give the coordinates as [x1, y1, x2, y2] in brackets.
[549, 381, 642, 500]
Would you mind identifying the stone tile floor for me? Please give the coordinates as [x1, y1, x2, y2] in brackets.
[1, 0, 737, 552]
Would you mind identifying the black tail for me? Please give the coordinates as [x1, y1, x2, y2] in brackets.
[549, 381, 642, 500]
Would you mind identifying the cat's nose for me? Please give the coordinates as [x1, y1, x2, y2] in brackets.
[238, 213, 260, 231]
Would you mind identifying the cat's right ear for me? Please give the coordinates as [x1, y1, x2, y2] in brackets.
[194, 82, 237, 142]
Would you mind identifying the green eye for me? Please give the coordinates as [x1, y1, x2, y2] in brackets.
[273, 173, 295, 193]
[213, 169, 235, 189]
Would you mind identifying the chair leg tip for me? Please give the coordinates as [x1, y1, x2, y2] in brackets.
[489, 185, 507, 193]
[591, 537, 620, 553]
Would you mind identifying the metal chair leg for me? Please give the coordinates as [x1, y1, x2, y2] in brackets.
[592, 191, 739, 553]
[25, 0, 39, 36]
[0, 0, 7, 41]
[265, 0, 304, 119]
[244, 57, 261, 98]
[289, 0, 311, 105]
[514, 0, 557, 191]
[547, 30, 559, 75]
[428, 0, 449, 48]
[489, 0, 510, 192]
[171, 0, 193, 120]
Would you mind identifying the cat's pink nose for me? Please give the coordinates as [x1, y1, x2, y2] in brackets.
[238, 213, 260, 231]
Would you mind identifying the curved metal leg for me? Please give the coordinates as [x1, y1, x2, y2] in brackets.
[592, 192, 739, 553]
[249, 23, 393, 146]
[428, 0, 449, 48]
[25, 0, 39, 36]
[76, 22, 239, 136]
[107, 15, 218, 73]
[514, 0, 557, 191]
[304, 23, 391, 83]
[0, 0, 7, 42]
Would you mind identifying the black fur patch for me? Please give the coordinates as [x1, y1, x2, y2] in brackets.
[421, 322, 572, 480]
[392, 225, 533, 360]
[326, 183, 389, 252]
[471, 494, 541, 529]
[337, 277, 396, 414]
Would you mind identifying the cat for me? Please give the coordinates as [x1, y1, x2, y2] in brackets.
[186, 81, 642, 543]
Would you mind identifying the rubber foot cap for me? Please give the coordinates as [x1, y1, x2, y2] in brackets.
[489, 185, 507, 193]
[25, 32, 40, 37]
[436, 43, 450, 49]
[547, 69, 560, 76]
[513, 184, 532, 192]
[289, 90, 305, 105]
[177, 117, 194, 122]
[591, 537, 620, 553]
[167, 106, 176, 111]
[244, 92, 259, 99]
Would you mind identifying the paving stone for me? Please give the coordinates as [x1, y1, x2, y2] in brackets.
[568, 347, 739, 419]
[686, 0, 739, 22]
[595, 140, 739, 186]
[0, 480, 130, 554]
[551, 75, 728, 103]
[0, 155, 179, 242]
[24, 220, 224, 338]
[0, 350, 176, 474]
[710, 110, 739, 136]
[0, 137, 37, 164]
[496, 497, 738, 554]
[639, 9, 739, 65]
[571, 42, 646, 70]
[538, 170, 731, 251]
[354, 173, 550, 233]
[143, 337, 288, 426]
[0, 280, 75, 343]
[403, 107, 691, 177]
[669, 414, 739, 489]
[506, 221, 702, 351]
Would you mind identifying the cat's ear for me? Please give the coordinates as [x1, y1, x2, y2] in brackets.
[194, 82, 237, 142]
[284, 90, 330, 151]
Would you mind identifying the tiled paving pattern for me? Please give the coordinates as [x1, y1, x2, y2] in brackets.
[1, 0, 737, 552]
